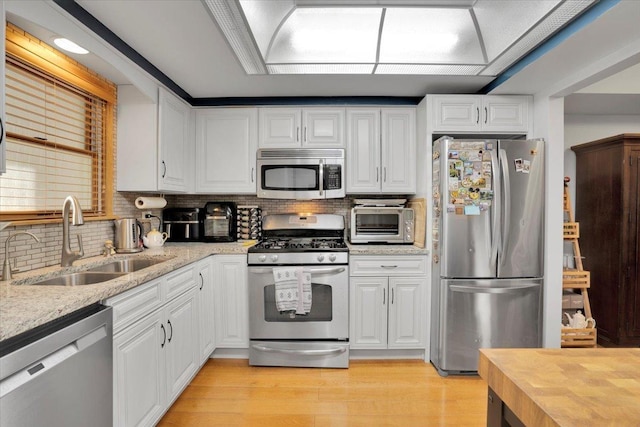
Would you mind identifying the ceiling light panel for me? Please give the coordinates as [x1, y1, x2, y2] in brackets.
[267, 63, 375, 74]
[267, 8, 382, 63]
[375, 64, 484, 75]
[380, 8, 483, 64]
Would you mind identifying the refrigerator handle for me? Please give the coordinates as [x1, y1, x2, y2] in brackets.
[499, 149, 511, 267]
[450, 283, 540, 294]
[490, 148, 500, 269]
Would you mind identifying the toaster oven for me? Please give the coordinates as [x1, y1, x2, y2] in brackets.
[350, 207, 415, 244]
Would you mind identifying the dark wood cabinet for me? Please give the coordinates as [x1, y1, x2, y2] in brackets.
[572, 134, 639, 346]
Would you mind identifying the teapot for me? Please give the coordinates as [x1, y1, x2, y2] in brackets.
[564, 310, 596, 329]
[142, 228, 168, 248]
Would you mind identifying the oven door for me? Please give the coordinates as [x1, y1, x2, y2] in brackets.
[248, 265, 349, 340]
[350, 208, 404, 243]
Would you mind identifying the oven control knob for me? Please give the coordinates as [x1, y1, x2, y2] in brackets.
[270, 255, 279, 262]
[258, 255, 267, 262]
[329, 254, 336, 262]
[317, 255, 325, 262]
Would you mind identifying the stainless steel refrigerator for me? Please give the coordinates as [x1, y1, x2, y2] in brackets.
[430, 136, 544, 376]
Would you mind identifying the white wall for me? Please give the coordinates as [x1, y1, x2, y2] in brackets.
[564, 114, 640, 211]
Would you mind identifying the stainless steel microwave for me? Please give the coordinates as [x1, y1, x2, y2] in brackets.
[350, 207, 415, 244]
[257, 148, 345, 199]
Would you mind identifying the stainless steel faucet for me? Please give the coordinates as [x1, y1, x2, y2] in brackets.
[61, 195, 85, 267]
[2, 232, 40, 281]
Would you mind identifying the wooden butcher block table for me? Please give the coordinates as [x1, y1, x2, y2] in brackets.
[478, 348, 640, 427]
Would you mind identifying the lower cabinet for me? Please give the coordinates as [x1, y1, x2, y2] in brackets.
[350, 255, 427, 349]
[213, 254, 249, 348]
[106, 260, 206, 427]
[195, 258, 216, 363]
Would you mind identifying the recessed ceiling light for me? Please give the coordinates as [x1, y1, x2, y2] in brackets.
[53, 38, 89, 55]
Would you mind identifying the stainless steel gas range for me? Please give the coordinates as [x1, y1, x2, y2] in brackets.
[247, 214, 349, 368]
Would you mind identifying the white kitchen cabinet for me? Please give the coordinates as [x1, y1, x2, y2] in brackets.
[431, 95, 530, 133]
[213, 254, 249, 348]
[158, 87, 192, 192]
[346, 108, 416, 194]
[195, 257, 216, 363]
[106, 261, 199, 427]
[350, 255, 426, 349]
[195, 108, 258, 193]
[117, 85, 193, 192]
[259, 107, 345, 148]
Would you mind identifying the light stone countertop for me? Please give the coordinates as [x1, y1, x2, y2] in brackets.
[347, 243, 429, 256]
[1, 241, 428, 342]
[0, 242, 252, 342]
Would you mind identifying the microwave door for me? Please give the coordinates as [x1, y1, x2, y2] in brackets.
[258, 158, 322, 199]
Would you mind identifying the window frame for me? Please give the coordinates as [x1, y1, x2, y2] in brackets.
[1, 23, 116, 223]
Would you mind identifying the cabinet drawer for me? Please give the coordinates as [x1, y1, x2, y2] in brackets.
[165, 263, 196, 301]
[350, 256, 427, 276]
[105, 277, 163, 334]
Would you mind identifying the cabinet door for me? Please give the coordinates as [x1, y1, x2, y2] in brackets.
[346, 109, 381, 193]
[432, 95, 480, 132]
[165, 289, 199, 406]
[482, 95, 529, 132]
[388, 277, 425, 349]
[195, 108, 257, 193]
[381, 108, 416, 193]
[213, 255, 249, 348]
[113, 311, 166, 427]
[258, 108, 301, 148]
[302, 108, 345, 147]
[350, 276, 388, 349]
[196, 258, 216, 364]
[158, 87, 191, 192]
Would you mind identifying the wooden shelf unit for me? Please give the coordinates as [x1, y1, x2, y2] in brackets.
[561, 179, 597, 347]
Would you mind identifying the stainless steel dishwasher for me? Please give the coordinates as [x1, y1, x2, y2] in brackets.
[0, 304, 113, 427]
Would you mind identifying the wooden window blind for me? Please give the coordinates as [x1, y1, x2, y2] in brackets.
[1, 23, 115, 222]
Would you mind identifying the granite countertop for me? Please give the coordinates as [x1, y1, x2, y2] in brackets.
[1, 241, 428, 342]
[347, 243, 429, 255]
[0, 242, 253, 342]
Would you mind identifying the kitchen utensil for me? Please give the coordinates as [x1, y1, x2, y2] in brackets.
[114, 218, 143, 253]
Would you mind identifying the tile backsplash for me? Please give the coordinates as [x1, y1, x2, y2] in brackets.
[1, 191, 398, 275]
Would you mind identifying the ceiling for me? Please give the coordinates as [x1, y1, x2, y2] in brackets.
[6, 0, 640, 113]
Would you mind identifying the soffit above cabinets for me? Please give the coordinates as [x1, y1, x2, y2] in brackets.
[204, 0, 596, 76]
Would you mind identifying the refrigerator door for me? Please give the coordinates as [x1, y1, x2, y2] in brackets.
[497, 140, 545, 278]
[433, 278, 542, 375]
[439, 138, 498, 278]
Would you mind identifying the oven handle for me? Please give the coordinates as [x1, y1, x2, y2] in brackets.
[251, 344, 347, 356]
[248, 267, 346, 275]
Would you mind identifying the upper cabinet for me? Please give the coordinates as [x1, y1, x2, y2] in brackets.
[157, 87, 192, 192]
[346, 108, 416, 194]
[117, 86, 193, 192]
[195, 108, 258, 194]
[259, 107, 345, 148]
[431, 95, 531, 133]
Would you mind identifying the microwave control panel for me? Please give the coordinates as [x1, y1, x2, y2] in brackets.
[323, 164, 342, 190]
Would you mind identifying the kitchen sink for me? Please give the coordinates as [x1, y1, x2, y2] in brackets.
[87, 257, 172, 273]
[30, 272, 127, 286]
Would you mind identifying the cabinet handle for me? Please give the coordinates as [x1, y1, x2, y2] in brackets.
[0, 116, 4, 146]
[381, 265, 398, 269]
[304, 126, 307, 142]
[391, 288, 394, 305]
[167, 319, 173, 343]
[376, 167, 379, 183]
[199, 272, 204, 290]
[251, 167, 255, 183]
[161, 161, 167, 178]
[383, 288, 386, 305]
[160, 324, 166, 348]
[476, 107, 480, 124]
[484, 107, 488, 124]
[383, 167, 387, 182]
[296, 127, 300, 142]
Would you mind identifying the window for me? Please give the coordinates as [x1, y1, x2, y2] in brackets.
[0, 23, 115, 222]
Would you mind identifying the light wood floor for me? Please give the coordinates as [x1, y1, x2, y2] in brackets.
[158, 359, 488, 426]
